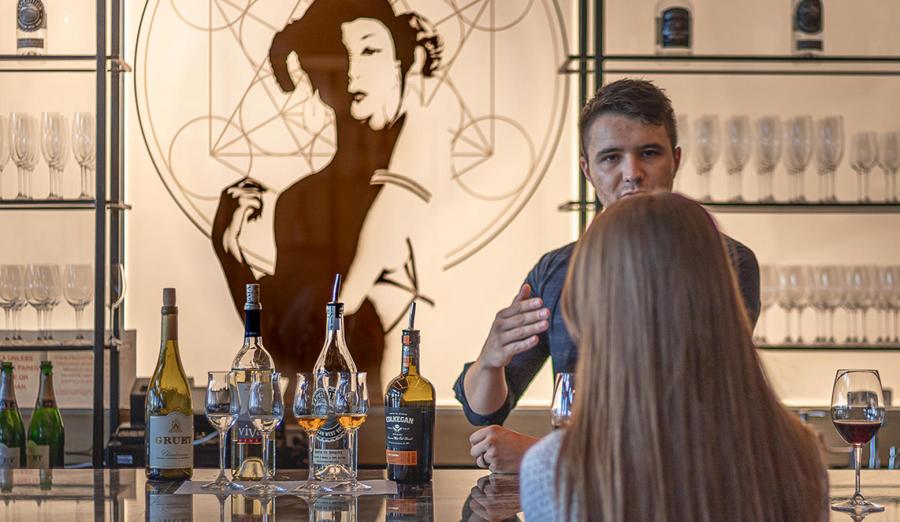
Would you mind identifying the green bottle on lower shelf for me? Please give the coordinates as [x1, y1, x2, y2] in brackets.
[0, 362, 26, 468]
[27, 361, 65, 468]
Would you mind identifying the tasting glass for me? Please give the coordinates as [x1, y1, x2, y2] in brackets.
[692, 115, 720, 202]
[755, 116, 782, 203]
[811, 266, 844, 344]
[72, 112, 95, 200]
[0, 265, 24, 345]
[292, 372, 328, 494]
[850, 132, 879, 203]
[246, 370, 285, 495]
[777, 265, 808, 344]
[723, 115, 751, 202]
[329, 371, 370, 492]
[10, 113, 37, 200]
[879, 132, 899, 203]
[204, 371, 242, 491]
[63, 264, 92, 344]
[784, 116, 813, 203]
[550, 372, 575, 429]
[815, 116, 844, 202]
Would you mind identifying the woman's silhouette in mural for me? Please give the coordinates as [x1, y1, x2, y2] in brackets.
[211, 0, 442, 396]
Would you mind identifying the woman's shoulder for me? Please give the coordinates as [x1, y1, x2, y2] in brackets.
[523, 429, 565, 473]
[520, 430, 566, 520]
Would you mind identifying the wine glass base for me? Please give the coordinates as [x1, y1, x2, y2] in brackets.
[244, 482, 286, 496]
[324, 481, 371, 493]
[291, 481, 324, 495]
[831, 498, 884, 514]
[202, 479, 244, 492]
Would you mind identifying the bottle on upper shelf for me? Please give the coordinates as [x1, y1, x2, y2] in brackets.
[16, 0, 47, 56]
[792, 0, 823, 56]
[655, 0, 693, 55]
[0, 363, 25, 469]
[27, 361, 64, 469]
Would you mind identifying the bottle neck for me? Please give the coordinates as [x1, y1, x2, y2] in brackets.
[158, 311, 180, 365]
[401, 330, 421, 376]
[0, 370, 15, 407]
[244, 308, 261, 339]
[324, 302, 349, 350]
[36, 369, 56, 409]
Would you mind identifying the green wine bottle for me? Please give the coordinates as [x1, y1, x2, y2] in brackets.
[27, 361, 64, 468]
[145, 288, 194, 480]
[0, 362, 25, 468]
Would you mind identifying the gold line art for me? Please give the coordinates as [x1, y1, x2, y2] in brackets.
[135, 0, 570, 273]
[371, 170, 433, 204]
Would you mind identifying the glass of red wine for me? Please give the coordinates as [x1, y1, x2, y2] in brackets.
[831, 369, 886, 514]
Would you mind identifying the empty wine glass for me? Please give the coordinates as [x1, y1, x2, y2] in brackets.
[330, 371, 370, 492]
[811, 266, 844, 344]
[72, 112, 95, 200]
[879, 132, 899, 203]
[41, 113, 65, 200]
[0, 265, 24, 345]
[724, 116, 751, 202]
[831, 369, 886, 514]
[63, 264, 93, 344]
[550, 372, 575, 429]
[43, 264, 61, 343]
[246, 370, 286, 495]
[292, 372, 328, 494]
[25, 264, 50, 342]
[692, 115, 720, 202]
[778, 265, 808, 344]
[845, 266, 875, 344]
[875, 267, 897, 344]
[815, 116, 844, 202]
[674, 114, 689, 191]
[784, 116, 813, 203]
[755, 116, 782, 203]
[107, 263, 125, 346]
[0, 115, 9, 199]
[757, 265, 778, 344]
[10, 113, 37, 200]
[889, 266, 900, 344]
[204, 371, 242, 491]
[851, 132, 879, 203]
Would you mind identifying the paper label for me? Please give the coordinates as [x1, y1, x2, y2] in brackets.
[148, 412, 193, 469]
[26, 441, 49, 469]
[0, 443, 21, 468]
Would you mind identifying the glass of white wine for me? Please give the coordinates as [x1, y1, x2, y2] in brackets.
[292, 372, 328, 494]
[551, 372, 575, 429]
[329, 371, 370, 492]
[246, 370, 285, 495]
[204, 371, 242, 491]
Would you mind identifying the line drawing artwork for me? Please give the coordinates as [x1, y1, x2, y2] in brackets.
[134, 0, 569, 386]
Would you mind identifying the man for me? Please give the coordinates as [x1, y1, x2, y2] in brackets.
[453, 79, 761, 473]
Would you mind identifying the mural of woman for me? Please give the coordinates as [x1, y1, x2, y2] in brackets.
[210, 0, 443, 398]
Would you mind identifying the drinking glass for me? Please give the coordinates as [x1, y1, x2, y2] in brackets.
[43, 264, 61, 343]
[849, 266, 877, 344]
[692, 115, 720, 202]
[875, 267, 897, 344]
[755, 116, 782, 203]
[204, 371, 243, 491]
[246, 370, 285, 495]
[815, 266, 845, 344]
[757, 265, 778, 343]
[292, 372, 328, 494]
[25, 264, 51, 341]
[330, 372, 370, 492]
[0, 265, 24, 345]
[784, 116, 813, 203]
[674, 114, 689, 185]
[0, 115, 9, 199]
[723, 116, 751, 202]
[879, 132, 899, 203]
[831, 369, 886, 514]
[777, 266, 808, 344]
[63, 264, 92, 343]
[10, 113, 37, 200]
[550, 372, 575, 429]
[107, 263, 125, 346]
[72, 112, 95, 200]
[850, 132, 879, 203]
[815, 116, 844, 202]
[889, 266, 900, 343]
[41, 113, 64, 200]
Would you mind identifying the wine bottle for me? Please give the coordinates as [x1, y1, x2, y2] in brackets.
[385, 302, 436, 483]
[145, 288, 194, 480]
[146, 481, 193, 522]
[655, 0, 693, 55]
[312, 274, 357, 481]
[0, 362, 25, 469]
[27, 361, 64, 468]
[16, 0, 46, 56]
[230, 283, 274, 480]
[792, 0, 823, 55]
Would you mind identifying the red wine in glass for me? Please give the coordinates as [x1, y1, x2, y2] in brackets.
[833, 419, 882, 445]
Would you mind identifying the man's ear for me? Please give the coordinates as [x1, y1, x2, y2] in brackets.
[673, 146, 682, 178]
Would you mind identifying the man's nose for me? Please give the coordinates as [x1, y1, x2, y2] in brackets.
[622, 154, 646, 184]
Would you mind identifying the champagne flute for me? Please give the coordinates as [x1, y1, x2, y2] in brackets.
[246, 370, 286, 495]
[784, 116, 813, 203]
[25, 264, 50, 341]
[815, 116, 844, 202]
[41, 112, 63, 200]
[330, 372, 370, 492]
[777, 266, 808, 344]
[10, 113, 36, 200]
[723, 115, 751, 202]
[0, 115, 9, 199]
[692, 115, 720, 202]
[42, 264, 61, 343]
[879, 132, 899, 203]
[204, 371, 243, 491]
[63, 264, 93, 344]
[851, 132, 879, 203]
[292, 372, 328, 494]
[673, 114, 689, 191]
[0, 266, 24, 345]
[755, 116, 782, 203]
[72, 112, 95, 200]
[831, 369, 886, 514]
[757, 265, 778, 344]
[550, 372, 575, 429]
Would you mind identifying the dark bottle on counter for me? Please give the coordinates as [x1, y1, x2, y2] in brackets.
[792, 0, 823, 55]
[27, 361, 64, 468]
[0, 362, 25, 469]
[385, 302, 436, 483]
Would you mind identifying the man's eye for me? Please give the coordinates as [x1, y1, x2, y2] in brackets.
[601, 155, 618, 163]
[641, 150, 659, 157]
[362, 47, 380, 56]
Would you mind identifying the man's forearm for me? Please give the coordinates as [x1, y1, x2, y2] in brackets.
[463, 358, 510, 416]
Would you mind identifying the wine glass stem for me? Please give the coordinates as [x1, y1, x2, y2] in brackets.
[861, 310, 869, 343]
[855, 444, 863, 500]
[306, 431, 316, 482]
[262, 431, 273, 482]
[349, 429, 358, 487]
[218, 430, 227, 482]
[74, 306, 83, 340]
[3, 309, 10, 341]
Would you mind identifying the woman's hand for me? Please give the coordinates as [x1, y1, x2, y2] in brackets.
[215, 178, 265, 263]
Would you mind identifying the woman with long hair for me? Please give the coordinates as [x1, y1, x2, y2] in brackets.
[520, 192, 827, 521]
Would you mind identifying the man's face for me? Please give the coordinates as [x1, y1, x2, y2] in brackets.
[580, 113, 681, 207]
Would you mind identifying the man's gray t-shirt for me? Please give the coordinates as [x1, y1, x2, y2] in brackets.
[453, 235, 760, 426]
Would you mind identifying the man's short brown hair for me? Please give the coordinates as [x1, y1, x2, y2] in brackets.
[579, 79, 678, 158]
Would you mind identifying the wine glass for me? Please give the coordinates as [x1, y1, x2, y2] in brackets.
[757, 265, 778, 344]
[107, 263, 125, 346]
[0, 115, 9, 199]
[815, 116, 844, 202]
[847, 266, 876, 344]
[879, 132, 899, 203]
[0, 265, 24, 345]
[723, 115, 751, 202]
[292, 372, 328, 494]
[777, 266, 808, 344]
[72, 112, 95, 200]
[814, 266, 845, 344]
[831, 369, 886, 514]
[10, 113, 37, 200]
[889, 266, 900, 344]
[245, 370, 286, 495]
[784, 116, 813, 203]
[875, 267, 897, 344]
[550, 372, 575, 429]
[25, 264, 51, 342]
[63, 264, 93, 344]
[692, 115, 720, 202]
[41, 112, 64, 200]
[674, 114, 689, 191]
[851, 132, 879, 203]
[755, 116, 782, 203]
[204, 371, 243, 491]
[43, 264, 61, 343]
[330, 371, 370, 492]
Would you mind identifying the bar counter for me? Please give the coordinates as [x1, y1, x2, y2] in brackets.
[0, 468, 898, 520]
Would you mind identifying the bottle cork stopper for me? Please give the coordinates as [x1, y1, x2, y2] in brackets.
[162, 288, 176, 307]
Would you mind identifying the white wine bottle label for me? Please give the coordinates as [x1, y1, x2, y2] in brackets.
[0, 443, 20, 468]
[235, 382, 262, 444]
[149, 412, 194, 469]
[385, 407, 425, 465]
[26, 441, 49, 469]
[148, 493, 193, 522]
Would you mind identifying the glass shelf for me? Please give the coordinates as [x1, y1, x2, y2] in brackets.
[0, 344, 117, 353]
[557, 200, 900, 214]
[0, 200, 131, 211]
[561, 54, 900, 76]
[0, 54, 131, 73]
[757, 343, 900, 351]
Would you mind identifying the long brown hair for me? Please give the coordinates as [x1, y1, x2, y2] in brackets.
[558, 192, 826, 521]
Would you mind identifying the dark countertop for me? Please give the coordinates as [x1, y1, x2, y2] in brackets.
[0, 468, 897, 521]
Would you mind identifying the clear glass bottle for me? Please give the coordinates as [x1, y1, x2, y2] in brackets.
[792, 0, 823, 56]
[16, 0, 46, 56]
[655, 0, 693, 55]
[312, 275, 357, 481]
[230, 283, 274, 480]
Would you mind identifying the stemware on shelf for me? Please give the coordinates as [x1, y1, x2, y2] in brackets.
[875, 267, 897, 344]
[25, 264, 50, 342]
[755, 116, 782, 203]
[0, 115, 9, 199]
[41, 112, 67, 200]
[845, 266, 875, 344]
[811, 266, 844, 344]
[692, 115, 720, 202]
[850, 132, 879, 203]
[674, 114, 689, 192]
[0, 265, 24, 345]
[878, 132, 899, 203]
[63, 264, 93, 344]
[11, 113, 37, 200]
[815, 116, 844, 202]
[784, 116, 813, 203]
[72, 112, 95, 200]
[756, 265, 778, 344]
[723, 115, 751, 202]
[777, 265, 808, 344]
